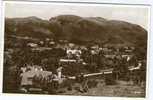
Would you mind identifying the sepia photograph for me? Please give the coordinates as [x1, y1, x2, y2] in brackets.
[2, 1, 150, 98]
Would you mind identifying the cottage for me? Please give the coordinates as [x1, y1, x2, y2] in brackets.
[20, 70, 52, 86]
[27, 43, 38, 48]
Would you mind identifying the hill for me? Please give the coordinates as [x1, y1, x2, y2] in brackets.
[5, 15, 147, 48]
[5, 16, 53, 39]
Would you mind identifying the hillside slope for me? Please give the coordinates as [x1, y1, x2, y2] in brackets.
[5, 15, 147, 47]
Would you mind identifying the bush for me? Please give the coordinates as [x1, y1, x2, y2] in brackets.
[105, 74, 116, 85]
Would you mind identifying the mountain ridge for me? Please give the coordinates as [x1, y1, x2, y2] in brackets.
[5, 15, 147, 48]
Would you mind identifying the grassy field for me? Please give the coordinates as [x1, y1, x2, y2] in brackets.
[61, 80, 145, 97]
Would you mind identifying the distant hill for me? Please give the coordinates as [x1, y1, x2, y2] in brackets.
[5, 16, 53, 39]
[5, 15, 147, 48]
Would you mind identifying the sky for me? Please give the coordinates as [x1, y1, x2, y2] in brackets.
[5, 2, 150, 29]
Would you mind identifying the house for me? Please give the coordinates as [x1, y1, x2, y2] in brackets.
[27, 43, 38, 48]
[59, 58, 77, 63]
[20, 70, 52, 86]
[66, 49, 81, 55]
[66, 49, 82, 59]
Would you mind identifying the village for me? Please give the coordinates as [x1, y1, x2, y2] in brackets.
[3, 35, 146, 96]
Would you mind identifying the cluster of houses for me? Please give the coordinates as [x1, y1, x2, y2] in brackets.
[3, 32, 147, 95]
[24, 37, 136, 64]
